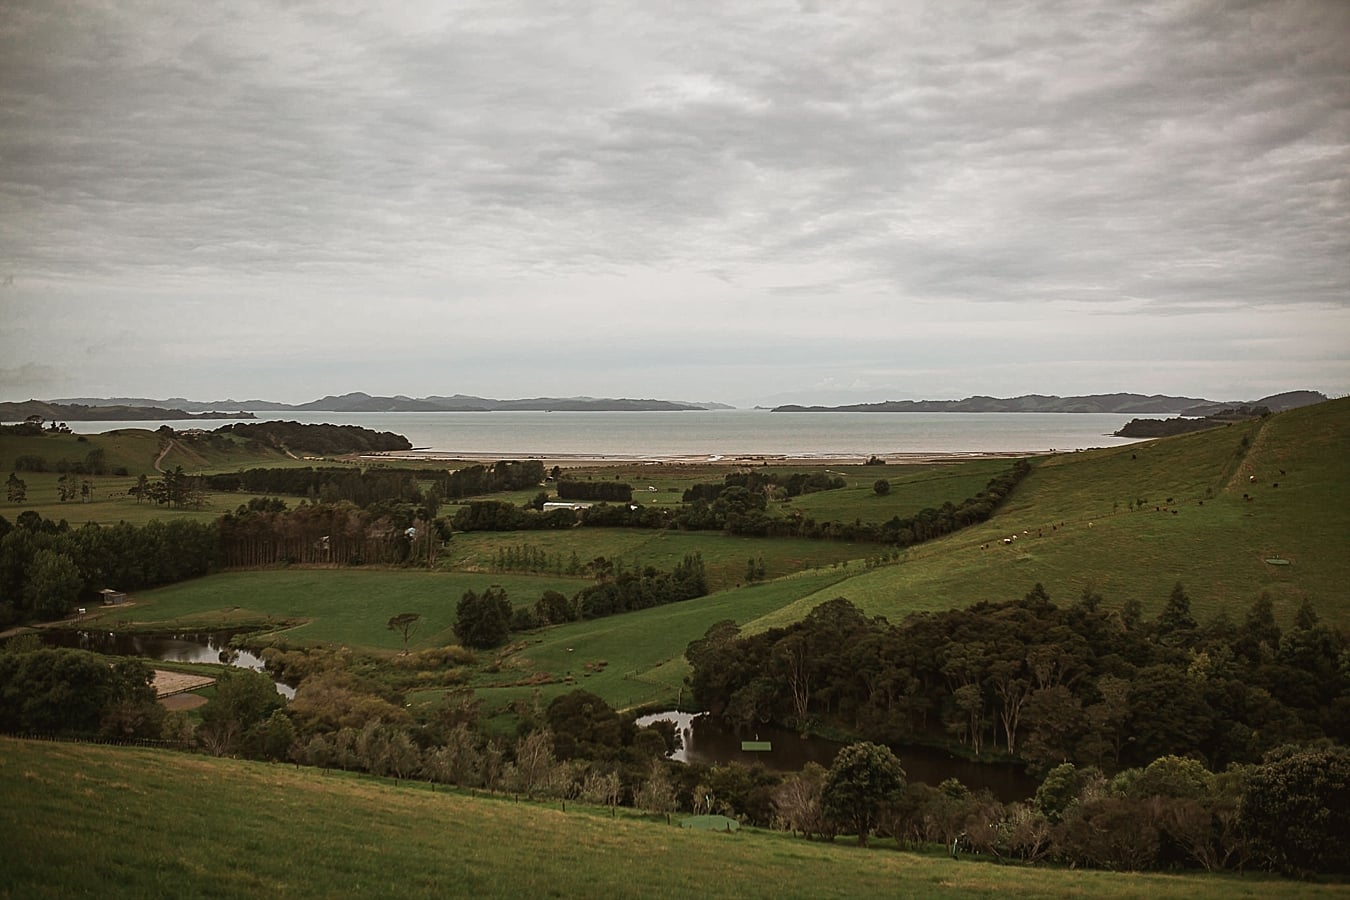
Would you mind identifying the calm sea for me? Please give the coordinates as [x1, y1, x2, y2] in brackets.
[65, 410, 1144, 459]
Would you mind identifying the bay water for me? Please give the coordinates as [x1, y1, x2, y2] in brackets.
[66, 409, 1143, 459]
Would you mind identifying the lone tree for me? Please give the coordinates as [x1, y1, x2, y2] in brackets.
[873, 478, 890, 496]
[387, 612, 422, 655]
[822, 741, 906, 847]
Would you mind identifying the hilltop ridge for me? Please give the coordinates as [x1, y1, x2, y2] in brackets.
[772, 390, 1326, 414]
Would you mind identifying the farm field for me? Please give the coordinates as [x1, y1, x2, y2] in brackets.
[112, 569, 594, 651]
[444, 527, 871, 591]
[2, 737, 1337, 900]
[0, 426, 307, 526]
[757, 400, 1350, 632]
[459, 568, 852, 719]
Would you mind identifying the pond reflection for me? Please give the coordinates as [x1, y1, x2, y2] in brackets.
[40, 630, 294, 698]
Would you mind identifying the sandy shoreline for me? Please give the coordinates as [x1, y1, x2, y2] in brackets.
[360, 449, 1042, 468]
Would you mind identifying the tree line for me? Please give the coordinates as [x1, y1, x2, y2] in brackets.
[686, 586, 1348, 775]
[0, 513, 217, 627]
[556, 479, 633, 502]
[449, 460, 1030, 548]
[451, 554, 709, 647]
[682, 469, 846, 502]
[436, 460, 546, 499]
[204, 466, 427, 508]
[217, 500, 448, 568]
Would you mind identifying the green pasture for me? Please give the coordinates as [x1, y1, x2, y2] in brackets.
[773, 457, 1018, 523]
[755, 400, 1350, 632]
[108, 569, 593, 651]
[0, 427, 298, 479]
[0, 428, 162, 477]
[0, 472, 252, 526]
[2, 738, 1335, 900]
[0, 425, 314, 525]
[460, 458, 1021, 524]
[444, 528, 870, 590]
[455, 568, 852, 718]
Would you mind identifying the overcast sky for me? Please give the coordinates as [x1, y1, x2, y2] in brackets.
[2, 0, 1347, 407]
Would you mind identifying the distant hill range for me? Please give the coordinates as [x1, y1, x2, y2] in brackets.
[4, 391, 1327, 422]
[5, 392, 735, 420]
[0, 401, 256, 422]
[772, 391, 1328, 416]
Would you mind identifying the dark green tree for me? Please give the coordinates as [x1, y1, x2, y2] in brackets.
[822, 741, 906, 846]
[533, 590, 573, 625]
[198, 668, 284, 757]
[24, 549, 82, 620]
[1241, 745, 1350, 875]
[546, 689, 624, 760]
[454, 586, 512, 649]
[1155, 581, 1198, 644]
[0, 648, 160, 736]
[873, 478, 890, 496]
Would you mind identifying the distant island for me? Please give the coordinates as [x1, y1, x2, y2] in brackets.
[772, 390, 1327, 416]
[26, 392, 735, 417]
[0, 401, 256, 423]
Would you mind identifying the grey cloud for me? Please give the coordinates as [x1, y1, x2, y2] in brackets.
[0, 0, 1346, 403]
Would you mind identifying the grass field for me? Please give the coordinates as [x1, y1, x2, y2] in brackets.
[93, 565, 848, 715]
[756, 400, 1350, 632]
[771, 457, 1016, 523]
[460, 568, 853, 719]
[106, 570, 595, 651]
[444, 528, 871, 591]
[0, 427, 306, 526]
[2, 737, 1337, 900]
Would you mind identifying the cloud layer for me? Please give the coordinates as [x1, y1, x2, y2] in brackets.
[2, 0, 1347, 405]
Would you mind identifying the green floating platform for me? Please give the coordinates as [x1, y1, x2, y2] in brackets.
[741, 740, 772, 752]
[681, 815, 740, 832]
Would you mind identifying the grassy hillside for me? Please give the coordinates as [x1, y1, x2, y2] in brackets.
[465, 568, 852, 718]
[1, 737, 1333, 900]
[755, 398, 1350, 632]
[0, 427, 301, 526]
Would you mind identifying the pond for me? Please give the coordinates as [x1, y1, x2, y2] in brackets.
[38, 629, 295, 698]
[636, 711, 1037, 802]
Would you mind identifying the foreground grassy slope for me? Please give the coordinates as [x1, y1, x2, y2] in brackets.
[757, 398, 1350, 632]
[1, 737, 1333, 900]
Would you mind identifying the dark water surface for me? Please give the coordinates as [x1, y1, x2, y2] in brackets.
[39, 629, 294, 698]
[637, 711, 1036, 802]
